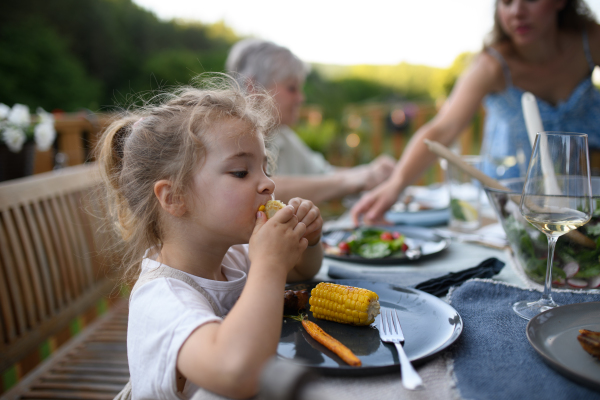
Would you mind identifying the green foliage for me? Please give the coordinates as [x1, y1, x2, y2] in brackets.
[0, 0, 237, 112]
[138, 49, 227, 88]
[304, 71, 397, 121]
[295, 119, 339, 155]
[0, 0, 478, 121]
[437, 52, 475, 97]
[0, 19, 102, 111]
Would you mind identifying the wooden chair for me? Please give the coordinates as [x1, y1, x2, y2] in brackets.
[0, 164, 129, 400]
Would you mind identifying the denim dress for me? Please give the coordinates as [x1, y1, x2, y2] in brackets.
[480, 32, 600, 180]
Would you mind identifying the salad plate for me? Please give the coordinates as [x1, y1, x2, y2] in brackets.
[527, 302, 600, 391]
[384, 185, 450, 227]
[322, 226, 450, 265]
[278, 279, 463, 375]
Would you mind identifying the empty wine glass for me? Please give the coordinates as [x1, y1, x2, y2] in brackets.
[515, 132, 593, 320]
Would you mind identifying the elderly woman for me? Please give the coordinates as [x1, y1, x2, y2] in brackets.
[226, 39, 395, 205]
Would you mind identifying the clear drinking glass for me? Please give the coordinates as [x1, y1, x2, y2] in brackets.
[515, 132, 593, 320]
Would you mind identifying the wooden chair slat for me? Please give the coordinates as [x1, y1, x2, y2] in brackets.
[23, 202, 57, 314]
[43, 198, 75, 301]
[56, 195, 87, 293]
[13, 204, 47, 320]
[75, 191, 102, 280]
[19, 390, 117, 400]
[4, 209, 38, 328]
[0, 210, 25, 332]
[57, 359, 128, 367]
[52, 196, 83, 297]
[40, 374, 129, 384]
[66, 192, 93, 287]
[0, 250, 14, 343]
[30, 382, 126, 392]
[32, 201, 65, 309]
[51, 366, 130, 375]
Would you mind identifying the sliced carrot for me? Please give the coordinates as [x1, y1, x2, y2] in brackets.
[301, 319, 362, 367]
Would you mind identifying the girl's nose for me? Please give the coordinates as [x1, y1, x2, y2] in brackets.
[259, 174, 275, 195]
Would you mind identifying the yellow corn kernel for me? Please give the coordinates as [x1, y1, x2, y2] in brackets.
[258, 205, 265, 212]
[309, 282, 381, 326]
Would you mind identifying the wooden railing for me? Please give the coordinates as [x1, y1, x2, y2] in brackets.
[29, 106, 485, 185]
[32, 113, 112, 175]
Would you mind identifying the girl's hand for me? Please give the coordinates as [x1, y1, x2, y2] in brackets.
[288, 198, 323, 246]
[249, 206, 308, 272]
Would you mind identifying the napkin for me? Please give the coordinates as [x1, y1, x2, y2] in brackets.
[448, 279, 600, 400]
[327, 257, 505, 296]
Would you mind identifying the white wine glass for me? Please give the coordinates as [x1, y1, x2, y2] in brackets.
[516, 132, 593, 320]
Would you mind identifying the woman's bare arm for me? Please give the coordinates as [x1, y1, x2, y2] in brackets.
[351, 52, 503, 225]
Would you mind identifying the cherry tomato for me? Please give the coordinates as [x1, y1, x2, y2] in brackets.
[392, 231, 401, 239]
[380, 232, 394, 241]
[401, 243, 408, 252]
[338, 242, 350, 253]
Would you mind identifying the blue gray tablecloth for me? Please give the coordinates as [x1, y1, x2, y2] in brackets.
[448, 279, 600, 400]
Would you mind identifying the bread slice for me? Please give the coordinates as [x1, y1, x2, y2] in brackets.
[265, 200, 286, 219]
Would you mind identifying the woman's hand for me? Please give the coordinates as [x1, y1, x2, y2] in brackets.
[350, 179, 402, 226]
[364, 154, 396, 190]
[288, 197, 323, 246]
[249, 206, 308, 273]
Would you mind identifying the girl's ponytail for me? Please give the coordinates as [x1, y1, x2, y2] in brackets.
[96, 115, 139, 242]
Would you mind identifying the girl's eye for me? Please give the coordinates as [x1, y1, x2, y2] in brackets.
[231, 171, 248, 178]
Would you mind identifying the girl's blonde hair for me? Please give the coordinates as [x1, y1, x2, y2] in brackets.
[96, 75, 277, 283]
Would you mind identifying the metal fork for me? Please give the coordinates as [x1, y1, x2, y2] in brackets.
[322, 230, 346, 247]
[379, 308, 424, 390]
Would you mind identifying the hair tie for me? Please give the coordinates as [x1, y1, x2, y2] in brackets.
[133, 117, 144, 127]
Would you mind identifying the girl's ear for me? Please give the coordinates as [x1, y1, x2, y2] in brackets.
[154, 180, 187, 217]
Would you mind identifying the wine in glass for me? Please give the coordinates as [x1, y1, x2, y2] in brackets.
[515, 132, 593, 320]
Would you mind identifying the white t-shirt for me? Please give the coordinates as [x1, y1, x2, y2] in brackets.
[127, 244, 250, 400]
[270, 125, 334, 175]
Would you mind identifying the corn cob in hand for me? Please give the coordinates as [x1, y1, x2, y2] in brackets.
[258, 200, 286, 219]
[309, 282, 380, 326]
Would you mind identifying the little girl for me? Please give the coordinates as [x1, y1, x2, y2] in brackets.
[97, 77, 323, 399]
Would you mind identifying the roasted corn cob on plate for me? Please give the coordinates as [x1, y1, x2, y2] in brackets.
[278, 279, 463, 375]
[526, 301, 600, 391]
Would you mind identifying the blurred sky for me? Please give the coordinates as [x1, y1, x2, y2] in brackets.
[133, 0, 600, 68]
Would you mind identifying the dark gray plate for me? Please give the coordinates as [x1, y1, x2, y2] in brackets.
[278, 279, 463, 375]
[384, 207, 450, 227]
[527, 302, 600, 391]
[323, 226, 450, 265]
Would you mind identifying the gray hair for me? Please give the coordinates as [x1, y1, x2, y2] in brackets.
[226, 39, 310, 89]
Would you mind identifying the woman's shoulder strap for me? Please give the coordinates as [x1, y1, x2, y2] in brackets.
[485, 46, 513, 87]
[131, 266, 223, 317]
[582, 29, 596, 72]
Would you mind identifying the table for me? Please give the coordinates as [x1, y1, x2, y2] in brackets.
[191, 239, 527, 400]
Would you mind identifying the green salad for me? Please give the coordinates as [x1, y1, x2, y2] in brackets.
[504, 204, 600, 288]
[336, 228, 408, 259]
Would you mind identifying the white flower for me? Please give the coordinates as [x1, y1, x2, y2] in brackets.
[0, 103, 10, 120]
[2, 126, 26, 152]
[34, 121, 56, 151]
[8, 104, 31, 128]
[37, 107, 54, 125]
